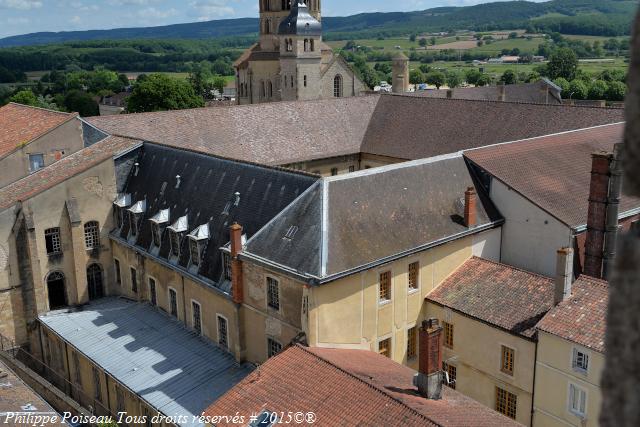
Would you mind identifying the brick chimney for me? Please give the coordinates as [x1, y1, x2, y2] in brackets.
[464, 187, 477, 228]
[230, 222, 244, 305]
[554, 247, 574, 305]
[584, 152, 613, 279]
[413, 319, 443, 400]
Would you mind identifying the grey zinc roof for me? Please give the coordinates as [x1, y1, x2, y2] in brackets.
[39, 298, 253, 427]
[245, 154, 501, 280]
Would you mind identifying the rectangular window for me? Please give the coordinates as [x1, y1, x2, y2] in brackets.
[304, 75, 307, 87]
[218, 315, 228, 349]
[348, 165, 355, 173]
[149, 278, 157, 306]
[114, 259, 121, 285]
[569, 383, 587, 417]
[223, 252, 232, 281]
[407, 327, 417, 360]
[84, 221, 100, 250]
[44, 227, 62, 255]
[268, 338, 282, 358]
[408, 262, 419, 291]
[169, 231, 180, 257]
[113, 206, 122, 229]
[130, 214, 138, 237]
[379, 271, 391, 302]
[151, 223, 161, 247]
[267, 277, 280, 310]
[444, 363, 457, 389]
[443, 321, 454, 349]
[189, 238, 200, 266]
[572, 348, 589, 373]
[169, 288, 178, 317]
[92, 367, 102, 402]
[501, 346, 515, 375]
[330, 167, 338, 176]
[130, 267, 137, 293]
[192, 301, 202, 335]
[378, 337, 391, 358]
[496, 387, 517, 420]
[72, 352, 81, 385]
[29, 153, 44, 172]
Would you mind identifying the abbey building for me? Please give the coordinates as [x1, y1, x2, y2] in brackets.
[234, 1, 366, 104]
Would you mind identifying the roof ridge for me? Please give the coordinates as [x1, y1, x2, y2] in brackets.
[137, 139, 321, 179]
[382, 92, 624, 110]
[469, 256, 554, 283]
[575, 274, 609, 288]
[6, 102, 78, 116]
[295, 345, 442, 427]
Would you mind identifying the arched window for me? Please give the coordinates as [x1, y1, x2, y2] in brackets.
[87, 264, 104, 300]
[310, 39, 315, 51]
[46, 271, 67, 310]
[334, 74, 343, 98]
[84, 221, 100, 250]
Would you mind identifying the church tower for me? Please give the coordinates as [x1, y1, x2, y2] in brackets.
[260, 0, 321, 52]
[278, 1, 323, 101]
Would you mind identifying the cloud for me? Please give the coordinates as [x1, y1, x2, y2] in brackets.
[138, 6, 178, 19]
[0, 0, 42, 10]
[69, 15, 81, 24]
[190, 0, 235, 21]
[6, 16, 30, 25]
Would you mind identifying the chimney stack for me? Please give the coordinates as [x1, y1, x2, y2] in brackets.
[498, 83, 506, 101]
[414, 319, 443, 400]
[446, 89, 453, 99]
[554, 247, 574, 305]
[230, 223, 244, 305]
[464, 187, 477, 228]
[603, 143, 624, 280]
[584, 152, 613, 279]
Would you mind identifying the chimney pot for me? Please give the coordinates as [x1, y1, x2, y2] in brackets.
[464, 187, 477, 228]
[415, 317, 443, 400]
[554, 247, 574, 305]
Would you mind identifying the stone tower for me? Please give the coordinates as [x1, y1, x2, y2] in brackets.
[278, 1, 323, 101]
[259, 0, 321, 52]
[392, 52, 409, 93]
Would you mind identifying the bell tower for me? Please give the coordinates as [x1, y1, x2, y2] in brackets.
[260, 0, 321, 51]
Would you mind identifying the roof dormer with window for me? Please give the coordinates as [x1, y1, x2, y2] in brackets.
[187, 223, 210, 273]
[149, 208, 170, 255]
[167, 215, 188, 264]
[113, 193, 131, 230]
[127, 200, 146, 243]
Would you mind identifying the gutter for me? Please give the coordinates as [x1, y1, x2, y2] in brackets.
[572, 206, 640, 234]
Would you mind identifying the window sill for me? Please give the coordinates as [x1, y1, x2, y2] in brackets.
[572, 367, 589, 375]
[408, 288, 419, 295]
[378, 299, 392, 307]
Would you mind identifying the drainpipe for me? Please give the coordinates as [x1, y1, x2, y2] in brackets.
[603, 143, 624, 280]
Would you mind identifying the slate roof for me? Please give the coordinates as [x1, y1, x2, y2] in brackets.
[361, 95, 624, 161]
[84, 95, 624, 167]
[427, 257, 555, 338]
[0, 136, 140, 211]
[205, 344, 522, 427]
[114, 143, 318, 288]
[410, 80, 562, 104]
[39, 298, 253, 427]
[464, 123, 640, 228]
[244, 154, 501, 281]
[537, 275, 608, 352]
[0, 103, 78, 159]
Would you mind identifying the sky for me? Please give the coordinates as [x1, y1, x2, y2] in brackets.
[0, 0, 546, 38]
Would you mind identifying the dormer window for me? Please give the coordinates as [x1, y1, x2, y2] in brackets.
[127, 200, 146, 239]
[187, 224, 210, 267]
[168, 216, 188, 258]
[149, 208, 170, 248]
[113, 193, 131, 229]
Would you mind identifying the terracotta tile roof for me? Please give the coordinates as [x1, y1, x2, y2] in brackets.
[0, 136, 140, 210]
[537, 275, 608, 352]
[0, 103, 77, 159]
[84, 95, 624, 168]
[427, 257, 555, 338]
[464, 123, 640, 228]
[409, 81, 562, 104]
[361, 95, 625, 161]
[205, 344, 521, 426]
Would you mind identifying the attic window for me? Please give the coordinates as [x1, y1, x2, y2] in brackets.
[284, 226, 299, 240]
[187, 224, 209, 268]
[149, 209, 170, 248]
[189, 238, 201, 267]
[127, 200, 147, 239]
[223, 252, 232, 281]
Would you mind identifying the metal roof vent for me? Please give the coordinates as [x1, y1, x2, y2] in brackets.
[175, 175, 181, 189]
[234, 192, 241, 206]
[134, 162, 140, 176]
[284, 226, 299, 240]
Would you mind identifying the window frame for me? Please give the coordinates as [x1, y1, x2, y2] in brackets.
[568, 382, 587, 418]
[114, 258, 121, 286]
[443, 321, 454, 349]
[148, 276, 157, 306]
[266, 276, 280, 311]
[189, 237, 201, 267]
[443, 362, 457, 389]
[408, 261, 420, 292]
[168, 287, 178, 318]
[407, 326, 417, 360]
[572, 347, 590, 374]
[501, 345, 515, 376]
[378, 336, 392, 358]
[379, 271, 392, 304]
[191, 300, 202, 335]
[83, 221, 100, 250]
[29, 153, 45, 173]
[495, 386, 517, 420]
[130, 266, 137, 293]
[44, 227, 62, 255]
[333, 74, 343, 98]
[222, 252, 232, 281]
[217, 314, 229, 349]
[267, 337, 282, 358]
[169, 229, 181, 258]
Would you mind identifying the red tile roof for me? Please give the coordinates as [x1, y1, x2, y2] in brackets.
[464, 123, 640, 228]
[204, 344, 522, 426]
[0, 136, 140, 210]
[0, 103, 77, 159]
[536, 275, 608, 352]
[427, 257, 555, 338]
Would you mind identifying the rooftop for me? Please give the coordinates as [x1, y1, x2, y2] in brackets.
[464, 123, 640, 228]
[427, 257, 555, 338]
[204, 344, 522, 427]
[537, 275, 608, 352]
[0, 103, 77, 159]
[38, 298, 253, 427]
[245, 154, 501, 281]
[84, 95, 624, 167]
[409, 80, 562, 104]
[0, 135, 140, 211]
